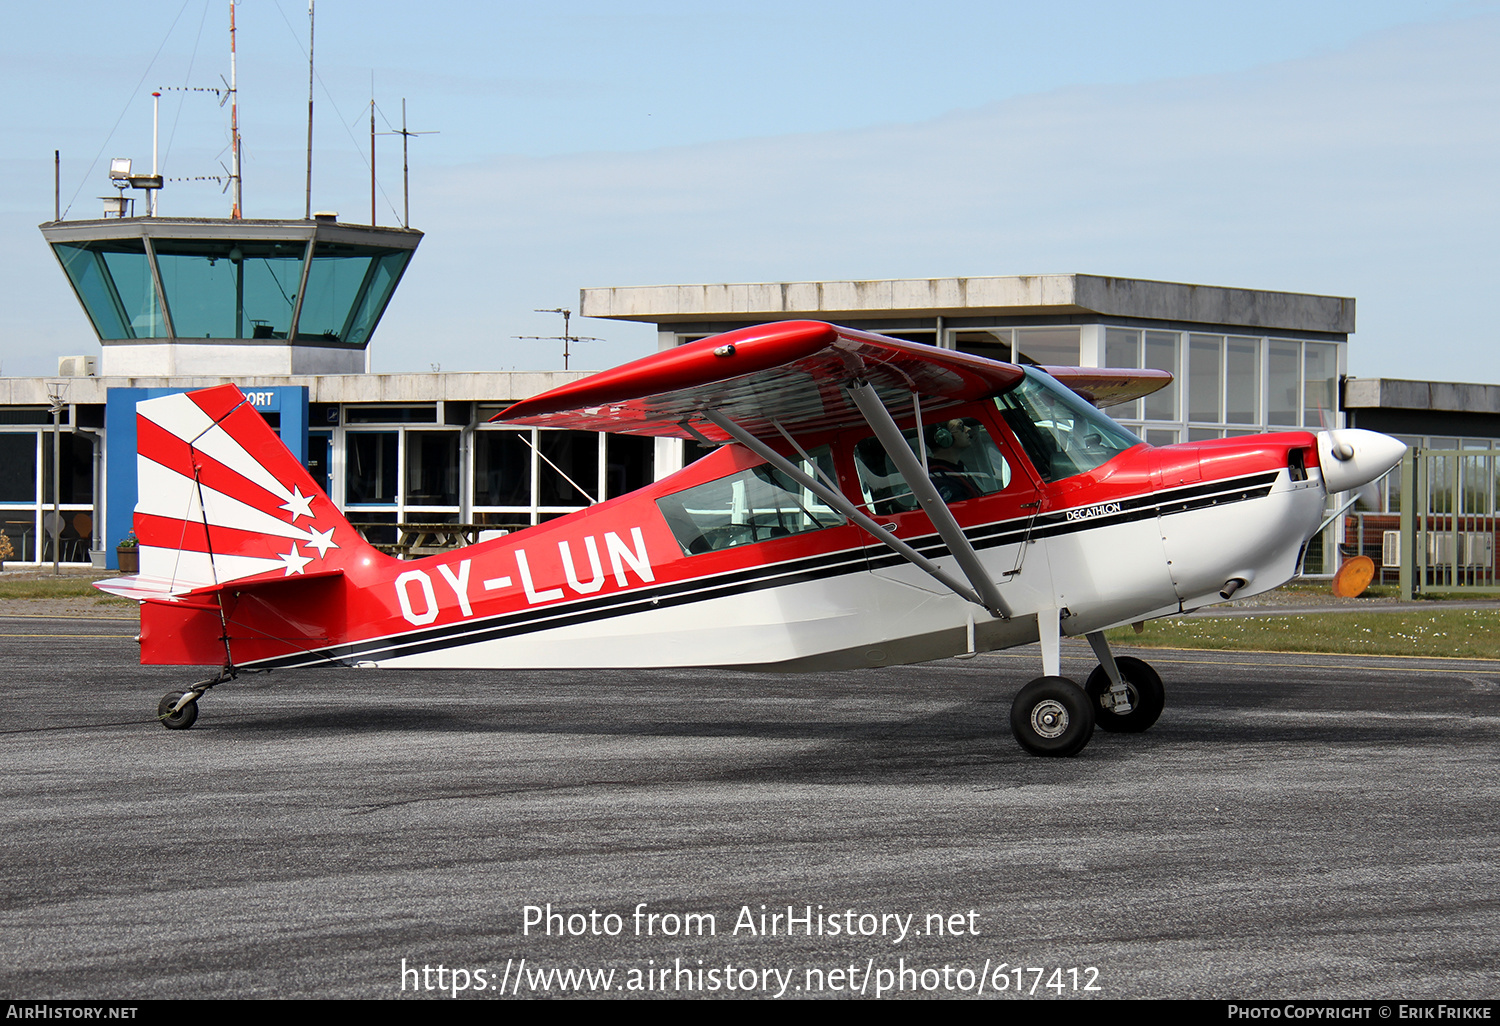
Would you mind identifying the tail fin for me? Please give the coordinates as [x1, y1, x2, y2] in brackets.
[98, 384, 376, 600]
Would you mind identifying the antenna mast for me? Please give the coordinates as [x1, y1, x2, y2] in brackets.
[376, 99, 437, 228]
[229, 0, 242, 218]
[514, 309, 602, 371]
[369, 90, 376, 225]
[305, 0, 314, 219]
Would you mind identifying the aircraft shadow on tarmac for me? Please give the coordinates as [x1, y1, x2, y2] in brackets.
[115, 660, 1499, 786]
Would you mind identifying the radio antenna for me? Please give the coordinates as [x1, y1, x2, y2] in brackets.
[376, 99, 437, 228]
[305, 0, 314, 219]
[515, 309, 602, 371]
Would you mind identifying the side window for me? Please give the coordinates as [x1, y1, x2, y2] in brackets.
[853, 417, 1012, 515]
[656, 448, 844, 556]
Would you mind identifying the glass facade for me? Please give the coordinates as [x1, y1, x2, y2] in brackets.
[48, 228, 414, 345]
[1086, 329, 1341, 440]
[0, 426, 96, 563]
[310, 405, 659, 549]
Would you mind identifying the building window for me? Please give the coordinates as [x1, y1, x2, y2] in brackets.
[1015, 327, 1080, 366]
[0, 434, 37, 503]
[346, 432, 399, 505]
[1104, 328, 1142, 421]
[1188, 334, 1223, 424]
[1143, 331, 1179, 421]
[952, 328, 1013, 362]
[1225, 336, 1260, 424]
[538, 431, 599, 506]
[1267, 340, 1301, 426]
[1303, 342, 1338, 427]
[404, 431, 460, 508]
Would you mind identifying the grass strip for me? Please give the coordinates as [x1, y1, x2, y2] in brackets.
[1106, 609, 1499, 660]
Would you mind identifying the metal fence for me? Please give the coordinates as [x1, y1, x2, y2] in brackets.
[1389, 447, 1500, 597]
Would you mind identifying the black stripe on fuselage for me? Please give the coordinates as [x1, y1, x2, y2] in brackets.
[244, 469, 1282, 669]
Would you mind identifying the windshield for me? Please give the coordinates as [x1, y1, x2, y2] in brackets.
[994, 367, 1144, 482]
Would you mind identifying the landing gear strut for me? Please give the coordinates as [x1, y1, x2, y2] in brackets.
[1085, 656, 1164, 732]
[1084, 632, 1165, 733]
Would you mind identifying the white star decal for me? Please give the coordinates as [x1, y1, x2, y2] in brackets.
[306, 526, 338, 558]
[278, 543, 313, 576]
[280, 486, 315, 522]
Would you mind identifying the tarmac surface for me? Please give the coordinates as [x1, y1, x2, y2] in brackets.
[1, 612, 1497, 1000]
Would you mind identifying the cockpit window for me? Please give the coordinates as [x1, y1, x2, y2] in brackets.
[657, 448, 844, 555]
[853, 418, 1012, 515]
[994, 367, 1144, 483]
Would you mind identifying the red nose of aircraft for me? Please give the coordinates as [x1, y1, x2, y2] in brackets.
[1315, 429, 1407, 493]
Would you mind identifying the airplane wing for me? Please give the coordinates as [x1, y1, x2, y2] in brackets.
[1041, 366, 1173, 408]
[495, 320, 1025, 441]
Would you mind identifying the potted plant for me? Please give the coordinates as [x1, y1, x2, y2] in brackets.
[116, 532, 139, 574]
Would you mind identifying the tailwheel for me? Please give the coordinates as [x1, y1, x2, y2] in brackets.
[1010, 676, 1094, 757]
[157, 691, 200, 731]
[1084, 656, 1164, 733]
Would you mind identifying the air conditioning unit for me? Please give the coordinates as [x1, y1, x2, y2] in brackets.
[1462, 532, 1494, 568]
[57, 355, 97, 377]
[1382, 530, 1401, 568]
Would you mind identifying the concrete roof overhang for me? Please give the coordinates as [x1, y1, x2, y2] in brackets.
[581, 273, 1355, 336]
[38, 216, 423, 250]
[1344, 378, 1500, 415]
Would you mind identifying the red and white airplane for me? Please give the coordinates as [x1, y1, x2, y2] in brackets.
[100, 320, 1405, 756]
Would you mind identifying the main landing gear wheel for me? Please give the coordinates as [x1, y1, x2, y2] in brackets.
[1010, 676, 1094, 757]
[157, 692, 199, 730]
[1084, 656, 1164, 733]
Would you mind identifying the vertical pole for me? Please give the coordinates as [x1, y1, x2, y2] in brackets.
[50, 401, 61, 574]
[370, 94, 376, 225]
[229, 0, 242, 218]
[401, 98, 410, 228]
[151, 91, 160, 216]
[305, 0, 315, 220]
[54, 150, 60, 221]
[1398, 448, 1414, 600]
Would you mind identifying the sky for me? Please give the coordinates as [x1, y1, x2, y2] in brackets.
[1, 0, 1495, 382]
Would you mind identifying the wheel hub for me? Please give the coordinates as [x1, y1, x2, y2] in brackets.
[1030, 699, 1069, 739]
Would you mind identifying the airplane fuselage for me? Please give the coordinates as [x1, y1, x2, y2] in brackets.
[137, 403, 1326, 674]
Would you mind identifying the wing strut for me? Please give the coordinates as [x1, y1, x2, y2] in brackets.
[845, 381, 1013, 620]
[701, 408, 1007, 619]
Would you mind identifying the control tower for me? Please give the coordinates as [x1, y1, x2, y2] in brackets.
[40, 213, 421, 376]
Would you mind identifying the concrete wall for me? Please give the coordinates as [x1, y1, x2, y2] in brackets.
[1344, 378, 1500, 415]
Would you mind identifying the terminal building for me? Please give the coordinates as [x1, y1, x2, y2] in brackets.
[4, 208, 1491, 575]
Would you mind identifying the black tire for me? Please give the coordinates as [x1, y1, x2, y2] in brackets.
[1084, 656, 1164, 733]
[1010, 676, 1093, 757]
[158, 692, 199, 730]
